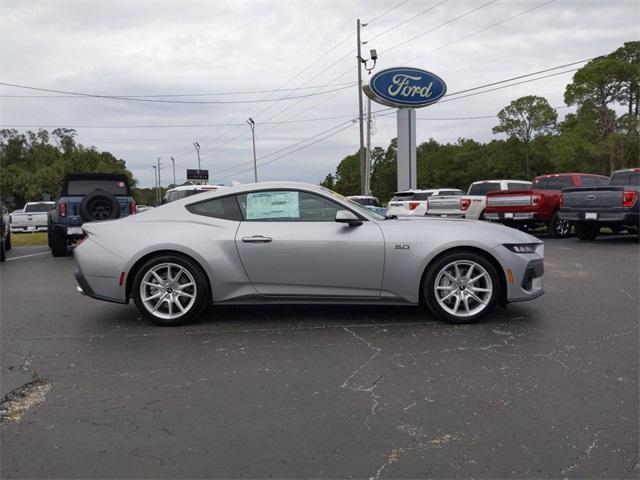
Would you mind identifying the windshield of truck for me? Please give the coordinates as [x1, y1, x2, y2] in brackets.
[24, 203, 53, 213]
[67, 180, 129, 195]
[609, 171, 640, 186]
[468, 182, 500, 195]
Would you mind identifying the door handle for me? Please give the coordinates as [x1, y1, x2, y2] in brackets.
[241, 235, 273, 243]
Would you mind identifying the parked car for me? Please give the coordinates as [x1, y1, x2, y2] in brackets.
[387, 189, 464, 217]
[0, 201, 11, 262]
[559, 168, 640, 240]
[346, 195, 381, 207]
[163, 184, 224, 203]
[483, 173, 609, 238]
[10, 201, 55, 233]
[426, 180, 531, 220]
[48, 173, 137, 257]
[74, 182, 544, 326]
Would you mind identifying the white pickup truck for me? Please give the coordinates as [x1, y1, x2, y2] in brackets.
[425, 180, 532, 220]
[10, 201, 55, 233]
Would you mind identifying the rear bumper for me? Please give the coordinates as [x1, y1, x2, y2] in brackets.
[484, 212, 549, 224]
[10, 225, 47, 233]
[559, 210, 639, 225]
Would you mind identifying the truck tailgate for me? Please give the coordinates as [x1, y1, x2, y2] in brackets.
[562, 187, 624, 210]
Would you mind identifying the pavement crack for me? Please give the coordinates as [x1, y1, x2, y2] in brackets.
[561, 429, 603, 478]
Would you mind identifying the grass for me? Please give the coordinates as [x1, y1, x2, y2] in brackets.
[10, 232, 48, 247]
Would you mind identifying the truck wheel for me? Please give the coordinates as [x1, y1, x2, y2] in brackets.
[132, 254, 210, 326]
[0, 237, 5, 262]
[575, 223, 599, 241]
[549, 211, 570, 238]
[5, 231, 11, 251]
[424, 251, 500, 324]
[51, 231, 68, 257]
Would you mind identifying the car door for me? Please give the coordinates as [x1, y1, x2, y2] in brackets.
[234, 189, 385, 297]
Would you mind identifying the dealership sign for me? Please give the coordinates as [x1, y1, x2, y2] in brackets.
[364, 67, 447, 108]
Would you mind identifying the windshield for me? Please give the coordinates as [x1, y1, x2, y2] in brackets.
[321, 187, 386, 220]
[24, 203, 53, 213]
[349, 197, 380, 207]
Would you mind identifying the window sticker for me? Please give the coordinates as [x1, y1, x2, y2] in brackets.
[246, 191, 299, 219]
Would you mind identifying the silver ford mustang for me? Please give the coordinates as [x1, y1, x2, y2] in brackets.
[74, 182, 544, 326]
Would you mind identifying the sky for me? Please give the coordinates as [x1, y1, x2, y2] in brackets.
[1, 0, 638, 188]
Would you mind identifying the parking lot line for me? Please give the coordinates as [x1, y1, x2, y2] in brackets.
[6, 252, 50, 262]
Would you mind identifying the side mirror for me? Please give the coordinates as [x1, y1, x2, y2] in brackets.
[335, 210, 362, 226]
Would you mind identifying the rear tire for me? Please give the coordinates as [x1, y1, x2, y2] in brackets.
[0, 237, 5, 262]
[5, 231, 11, 250]
[132, 254, 210, 326]
[575, 223, 599, 241]
[51, 230, 68, 257]
[424, 251, 500, 324]
[549, 211, 571, 238]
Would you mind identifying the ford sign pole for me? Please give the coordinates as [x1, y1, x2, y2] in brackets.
[363, 67, 447, 192]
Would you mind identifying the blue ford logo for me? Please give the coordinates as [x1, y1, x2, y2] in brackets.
[365, 67, 447, 108]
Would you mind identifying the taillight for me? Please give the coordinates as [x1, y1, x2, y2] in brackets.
[130, 201, 137, 214]
[77, 229, 89, 245]
[460, 198, 471, 211]
[622, 191, 638, 208]
[409, 202, 420, 210]
[58, 202, 67, 217]
[531, 194, 543, 206]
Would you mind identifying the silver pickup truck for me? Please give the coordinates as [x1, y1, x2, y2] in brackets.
[10, 202, 55, 233]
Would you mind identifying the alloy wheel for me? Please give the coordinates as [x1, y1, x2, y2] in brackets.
[434, 260, 493, 318]
[140, 262, 197, 320]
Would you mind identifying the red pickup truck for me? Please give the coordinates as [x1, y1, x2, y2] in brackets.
[484, 173, 609, 237]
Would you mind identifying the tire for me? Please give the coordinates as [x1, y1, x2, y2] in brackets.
[51, 230, 68, 257]
[0, 237, 5, 262]
[610, 225, 624, 234]
[79, 191, 120, 222]
[132, 254, 210, 326]
[424, 251, 500, 324]
[549, 211, 571, 238]
[575, 223, 599, 241]
[5, 231, 11, 251]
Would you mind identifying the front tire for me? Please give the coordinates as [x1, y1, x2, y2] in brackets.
[549, 211, 571, 238]
[424, 251, 500, 324]
[132, 255, 210, 326]
[575, 223, 599, 241]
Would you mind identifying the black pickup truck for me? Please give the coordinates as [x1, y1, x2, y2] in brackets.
[559, 168, 640, 240]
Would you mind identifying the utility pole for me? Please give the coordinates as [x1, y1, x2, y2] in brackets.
[365, 97, 372, 195]
[357, 18, 366, 195]
[170, 156, 176, 187]
[157, 157, 161, 202]
[247, 118, 257, 182]
[152, 165, 158, 205]
[193, 142, 201, 171]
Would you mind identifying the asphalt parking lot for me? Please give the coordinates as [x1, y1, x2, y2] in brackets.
[1, 235, 638, 479]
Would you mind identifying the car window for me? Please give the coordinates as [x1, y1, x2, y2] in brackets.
[507, 182, 532, 190]
[532, 178, 547, 189]
[186, 195, 243, 221]
[67, 180, 128, 195]
[468, 182, 500, 195]
[580, 176, 596, 187]
[237, 190, 343, 222]
[596, 177, 609, 185]
[440, 190, 463, 196]
[24, 203, 53, 213]
[390, 192, 415, 202]
[545, 177, 574, 190]
[413, 192, 434, 200]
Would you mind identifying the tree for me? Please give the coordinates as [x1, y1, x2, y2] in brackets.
[492, 96, 557, 178]
[319, 173, 335, 190]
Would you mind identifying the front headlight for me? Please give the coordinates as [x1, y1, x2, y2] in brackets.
[503, 243, 541, 254]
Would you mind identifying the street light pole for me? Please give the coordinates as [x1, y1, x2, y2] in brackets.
[193, 142, 201, 172]
[357, 18, 366, 195]
[247, 118, 257, 183]
[152, 165, 158, 205]
[170, 156, 176, 187]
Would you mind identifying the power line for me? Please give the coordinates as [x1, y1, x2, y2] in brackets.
[402, 0, 557, 64]
[0, 82, 357, 98]
[366, 0, 448, 42]
[365, 0, 410, 25]
[0, 82, 354, 104]
[384, 0, 499, 54]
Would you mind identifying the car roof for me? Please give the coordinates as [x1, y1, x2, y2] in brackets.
[167, 184, 224, 192]
[470, 179, 531, 184]
[533, 173, 608, 179]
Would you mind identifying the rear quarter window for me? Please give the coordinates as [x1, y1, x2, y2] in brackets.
[186, 195, 243, 221]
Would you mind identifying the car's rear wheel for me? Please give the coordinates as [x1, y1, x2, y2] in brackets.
[424, 251, 500, 324]
[132, 255, 209, 326]
[549, 211, 571, 238]
[51, 230, 67, 257]
[575, 223, 599, 241]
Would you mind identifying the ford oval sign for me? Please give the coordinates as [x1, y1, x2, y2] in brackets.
[364, 67, 447, 108]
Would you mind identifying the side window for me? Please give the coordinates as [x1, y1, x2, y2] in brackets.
[596, 177, 609, 185]
[237, 190, 343, 222]
[532, 178, 547, 189]
[186, 195, 243, 221]
[629, 173, 640, 186]
[580, 176, 596, 187]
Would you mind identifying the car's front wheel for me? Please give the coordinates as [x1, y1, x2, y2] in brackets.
[424, 251, 500, 323]
[132, 255, 210, 326]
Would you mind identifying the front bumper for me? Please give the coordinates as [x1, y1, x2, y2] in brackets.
[74, 268, 128, 304]
[73, 238, 128, 304]
[492, 245, 545, 303]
